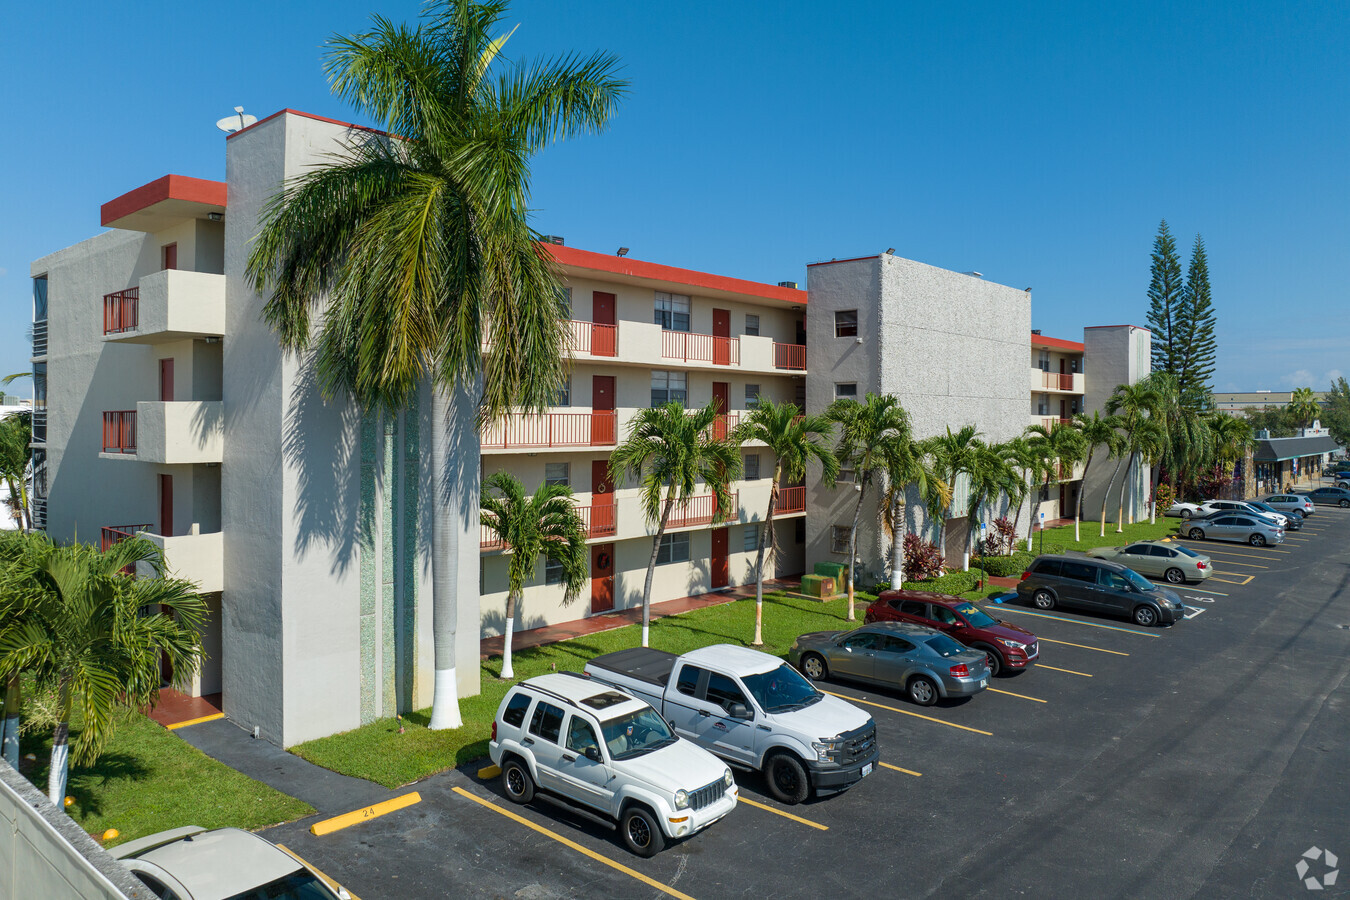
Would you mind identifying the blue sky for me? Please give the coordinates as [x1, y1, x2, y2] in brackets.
[3, 1, 1347, 394]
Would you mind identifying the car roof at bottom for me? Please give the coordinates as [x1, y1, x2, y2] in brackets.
[128, 829, 304, 900]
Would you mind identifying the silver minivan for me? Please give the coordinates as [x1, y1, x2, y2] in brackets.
[1262, 494, 1315, 517]
[1183, 514, 1284, 547]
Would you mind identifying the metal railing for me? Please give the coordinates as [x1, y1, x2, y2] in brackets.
[103, 288, 140, 335]
[30, 409, 46, 444]
[661, 331, 740, 366]
[480, 410, 617, 449]
[481, 502, 618, 549]
[31, 320, 47, 357]
[100, 523, 150, 552]
[1041, 370, 1076, 391]
[102, 410, 137, 453]
[777, 486, 806, 514]
[773, 342, 807, 370]
[567, 320, 617, 357]
[30, 497, 46, 530]
[667, 491, 738, 529]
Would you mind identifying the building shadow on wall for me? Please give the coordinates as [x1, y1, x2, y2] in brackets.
[480, 608, 550, 640]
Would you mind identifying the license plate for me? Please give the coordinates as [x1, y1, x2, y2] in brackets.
[861, 763, 873, 777]
[980, 678, 987, 688]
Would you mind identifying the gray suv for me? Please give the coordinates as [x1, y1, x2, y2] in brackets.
[1016, 555, 1186, 627]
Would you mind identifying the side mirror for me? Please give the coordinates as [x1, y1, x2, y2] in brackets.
[727, 702, 752, 720]
[584, 746, 601, 762]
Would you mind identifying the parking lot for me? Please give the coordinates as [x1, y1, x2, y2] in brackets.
[260, 504, 1350, 899]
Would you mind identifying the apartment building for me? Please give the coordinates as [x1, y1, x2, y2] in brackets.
[1028, 331, 1086, 522]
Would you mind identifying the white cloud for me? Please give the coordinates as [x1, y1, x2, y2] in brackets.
[1278, 368, 1343, 389]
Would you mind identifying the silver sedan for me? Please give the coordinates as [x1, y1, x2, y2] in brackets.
[1086, 540, 1212, 584]
[1182, 514, 1284, 547]
[789, 622, 990, 707]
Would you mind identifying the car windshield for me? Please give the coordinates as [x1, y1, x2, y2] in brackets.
[1173, 544, 1200, 558]
[954, 603, 997, 628]
[741, 663, 823, 713]
[600, 707, 676, 760]
[225, 870, 337, 900]
[1123, 569, 1154, 592]
[924, 634, 970, 658]
[1249, 503, 1274, 513]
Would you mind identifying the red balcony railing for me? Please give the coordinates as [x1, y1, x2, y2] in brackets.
[102, 410, 137, 453]
[777, 486, 806, 514]
[1041, 371, 1076, 391]
[707, 412, 740, 441]
[103, 288, 139, 335]
[100, 523, 150, 552]
[480, 410, 617, 449]
[661, 331, 740, 366]
[773, 342, 807, 370]
[481, 502, 618, 549]
[567, 320, 617, 357]
[667, 492, 738, 529]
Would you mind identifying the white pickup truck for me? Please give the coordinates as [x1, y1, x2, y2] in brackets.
[585, 644, 878, 804]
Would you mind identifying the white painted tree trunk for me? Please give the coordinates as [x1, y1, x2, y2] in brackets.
[501, 616, 515, 680]
[428, 386, 464, 731]
[47, 740, 68, 808]
[888, 494, 905, 589]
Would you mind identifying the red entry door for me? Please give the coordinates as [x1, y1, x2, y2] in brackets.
[159, 474, 173, 538]
[591, 459, 614, 537]
[159, 359, 175, 402]
[711, 527, 729, 589]
[592, 375, 616, 444]
[591, 543, 615, 614]
[592, 292, 617, 356]
[162, 243, 178, 271]
[712, 308, 731, 366]
[712, 381, 729, 439]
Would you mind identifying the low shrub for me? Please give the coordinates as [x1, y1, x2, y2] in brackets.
[976, 551, 1035, 578]
[906, 569, 978, 595]
[903, 533, 945, 581]
[977, 517, 1019, 557]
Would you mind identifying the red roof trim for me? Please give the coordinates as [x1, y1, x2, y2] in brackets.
[805, 255, 881, 268]
[1031, 333, 1085, 352]
[225, 108, 390, 141]
[100, 175, 228, 227]
[545, 244, 807, 305]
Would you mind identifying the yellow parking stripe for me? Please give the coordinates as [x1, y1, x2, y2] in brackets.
[276, 846, 362, 900]
[996, 607, 1160, 637]
[310, 793, 421, 836]
[818, 689, 994, 735]
[1036, 638, 1129, 656]
[987, 687, 1046, 703]
[1211, 573, 1255, 585]
[452, 787, 701, 898]
[880, 762, 922, 777]
[478, 765, 502, 779]
[1036, 663, 1093, 677]
[165, 712, 225, 730]
[737, 796, 829, 831]
[1174, 538, 1287, 554]
[1205, 558, 1268, 568]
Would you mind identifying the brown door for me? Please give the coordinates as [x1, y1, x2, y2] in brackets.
[591, 459, 614, 537]
[711, 528, 729, 589]
[159, 358, 175, 402]
[592, 375, 616, 444]
[159, 473, 173, 538]
[590, 543, 615, 614]
[712, 381, 729, 439]
[162, 243, 178, 271]
[712, 308, 731, 365]
[1060, 398, 1067, 421]
[592, 291, 617, 356]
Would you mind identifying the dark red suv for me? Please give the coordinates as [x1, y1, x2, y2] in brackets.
[864, 590, 1038, 677]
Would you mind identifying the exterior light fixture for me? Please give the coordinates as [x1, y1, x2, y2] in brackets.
[208, 212, 224, 222]
[617, 247, 629, 257]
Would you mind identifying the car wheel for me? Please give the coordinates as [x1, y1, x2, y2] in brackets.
[1180, 509, 1193, 519]
[765, 752, 811, 805]
[800, 653, 828, 681]
[907, 675, 940, 707]
[1341, 499, 1349, 508]
[502, 758, 534, 804]
[1249, 534, 1266, 547]
[1133, 605, 1159, 627]
[1188, 527, 1205, 540]
[1032, 590, 1055, 610]
[621, 806, 665, 857]
[978, 647, 1002, 678]
[1165, 567, 1185, 585]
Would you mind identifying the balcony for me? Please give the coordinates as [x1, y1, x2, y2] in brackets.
[481, 502, 617, 550]
[480, 410, 617, 451]
[101, 402, 223, 463]
[1030, 368, 1084, 394]
[661, 331, 740, 366]
[666, 492, 738, 529]
[773, 343, 807, 371]
[777, 486, 806, 514]
[1029, 415, 1073, 431]
[102, 270, 226, 344]
[100, 523, 150, 552]
[566, 320, 617, 357]
[136, 528, 224, 592]
[31, 320, 47, 358]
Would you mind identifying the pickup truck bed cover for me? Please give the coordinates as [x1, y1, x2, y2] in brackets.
[587, 647, 680, 687]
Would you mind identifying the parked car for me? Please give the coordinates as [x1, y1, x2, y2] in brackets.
[1016, 555, 1186, 627]
[789, 622, 990, 706]
[1262, 494, 1316, 517]
[1165, 500, 1205, 519]
[489, 673, 737, 856]
[862, 590, 1038, 677]
[113, 826, 352, 900]
[1245, 499, 1301, 529]
[1086, 540, 1212, 584]
[1303, 486, 1350, 508]
[1186, 499, 1290, 529]
[585, 644, 877, 804]
[1182, 514, 1284, 546]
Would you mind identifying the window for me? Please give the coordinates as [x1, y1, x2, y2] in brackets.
[32, 276, 47, 322]
[1032, 559, 1062, 576]
[835, 383, 857, 399]
[556, 375, 571, 406]
[656, 532, 690, 565]
[565, 716, 600, 754]
[834, 309, 858, 337]
[1037, 350, 1050, 371]
[930, 605, 958, 625]
[878, 636, 917, 654]
[559, 286, 573, 316]
[502, 692, 532, 727]
[898, 599, 927, 617]
[1060, 561, 1096, 582]
[745, 384, 761, 408]
[745, 314, 760, 336]
[676, 665, 703, 696]
[132, 873, 181, 900]
[544, 556, 564, 586]
[743, 524, 760, 553]
[841, 633, 877, 650]
[705, 672, 748, 711]
[528, 701, 565, 743]
[654, 291, 691, 331]
[744, 453, 761, 480]
[545, 462, 570, 487]
[1124, 544, 1150, 555]
[830, 525, 851, 554]
[1099, 570, 1132, 591]
[651, 371, 688, 406]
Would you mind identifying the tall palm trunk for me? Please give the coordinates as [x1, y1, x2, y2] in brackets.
[47, 674, 70, 807]
[752, 469, 782, 646]
[501, 589, 519, 680]
[1116, 452, 1135, 533]
[1075, 449, 1097, 543]
[428, 387, 464, 731]
[2, 673, 20, 770]
[888, 490, 905, 589]
[641, 490, 678, 648]
[1102, 454, 1125, 536]
[1026, 479, 1040, 549]
[1149, 462, 1163, 523]
[847, 480, 867, 621]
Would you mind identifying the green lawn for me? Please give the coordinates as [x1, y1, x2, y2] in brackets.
[15, 708, 314, 847]
[1028, 516, 1179, 553]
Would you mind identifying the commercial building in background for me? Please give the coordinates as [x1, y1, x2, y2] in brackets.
[1213, 390, 1329, 414]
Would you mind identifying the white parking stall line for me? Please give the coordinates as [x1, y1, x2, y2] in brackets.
[1183, 606, 1207, 619]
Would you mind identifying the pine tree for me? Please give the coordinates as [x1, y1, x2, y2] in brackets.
[1177, 234, 1216, 404]
[1146, 220, 1184, 376]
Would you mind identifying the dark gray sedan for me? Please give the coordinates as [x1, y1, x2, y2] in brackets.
[788, 622, 990, 707]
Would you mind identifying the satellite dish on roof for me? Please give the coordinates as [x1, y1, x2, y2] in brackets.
[216, 106, 257, 134]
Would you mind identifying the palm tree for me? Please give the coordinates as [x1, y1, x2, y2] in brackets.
[881, 436, 948, 589]
[245, 0, 627, 729]
[732, 400, 837, 646]
[1288, 387, 1321, 428]
[1206, 413, 1255, 496]
[825, 394, 913, 620]
[480, 472, 588, 679]
[963, 441, 1020, 569]
[1071, 411, 1124, 541]
[0, 531, 45, 770]
[0, 411, 31, 530]
[0, 537, 206, 806]
[610, 402, 740, 647]
[1025, 422, 1087, 540]
[928, 426, 984, 569]
[1107, 381, 1162, 528]
[1004, 436, 1043, 549]
[1141, 372, 1213, 503]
